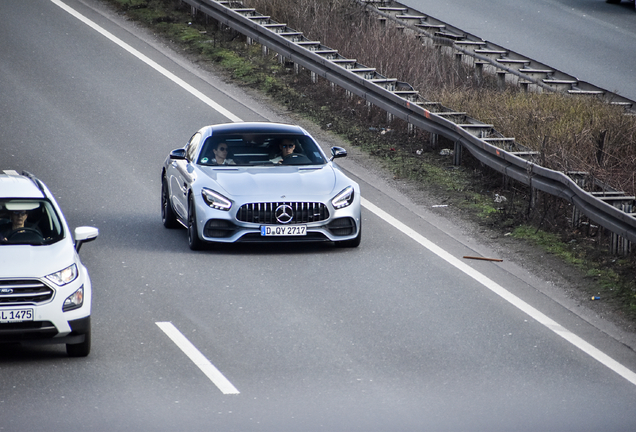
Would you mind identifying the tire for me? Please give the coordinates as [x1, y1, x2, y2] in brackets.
[162, 177, 179, 229]
[188, 197, 204, 251]
[334, 223, 361, 248]
[66, 324, 91, 357]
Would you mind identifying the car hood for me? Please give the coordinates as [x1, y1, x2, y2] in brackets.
[202, 165, 339, 197]
[0, 239, 76, 279]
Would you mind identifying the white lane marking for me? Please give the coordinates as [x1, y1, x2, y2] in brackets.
[156, 322, 240, 395]
[50, 0, 243, 122]
[362, 198, 636, 386]
[51, 0, 636, 388]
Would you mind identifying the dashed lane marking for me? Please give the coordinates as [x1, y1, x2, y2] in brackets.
[156, 322, 240, 395]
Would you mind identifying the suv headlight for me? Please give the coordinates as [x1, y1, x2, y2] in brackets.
[63, 286, 84, 312]
[201, 188, 232, 211]
[331, 186, 355, 209]
[46, 263, 78, 286]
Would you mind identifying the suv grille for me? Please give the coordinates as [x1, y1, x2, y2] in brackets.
[0, 279, 54, 306]
[237, 202, 330, 224]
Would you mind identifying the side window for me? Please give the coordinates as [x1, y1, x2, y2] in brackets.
[186, 133, 203, 162]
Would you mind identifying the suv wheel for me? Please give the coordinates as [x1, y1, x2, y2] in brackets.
[66, 325, 91, 357]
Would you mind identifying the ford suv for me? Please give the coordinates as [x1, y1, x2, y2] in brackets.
[0, 170, 98, 357]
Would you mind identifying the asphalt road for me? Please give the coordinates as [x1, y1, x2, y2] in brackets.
[403, 0, 636, 102]
[1, 1, 636, 431]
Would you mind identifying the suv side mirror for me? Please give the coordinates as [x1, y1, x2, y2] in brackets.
[75, 226, 99, 252]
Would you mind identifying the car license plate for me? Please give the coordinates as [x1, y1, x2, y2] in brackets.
[0, 309, 33, 323]
[261, 225, 307, 236]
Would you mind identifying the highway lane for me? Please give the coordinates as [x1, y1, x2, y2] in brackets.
[1, 0, 636, 430]
[402, 0, 636, 102]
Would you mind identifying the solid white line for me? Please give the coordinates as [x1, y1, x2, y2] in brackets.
[156, 322, 240, 395]
[361, 198, 636, 386]
[50, 0, 243, 122]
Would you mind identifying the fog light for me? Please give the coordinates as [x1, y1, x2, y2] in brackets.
[63, 286, 84, 312]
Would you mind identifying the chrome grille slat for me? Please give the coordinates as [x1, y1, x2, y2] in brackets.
[0, 279, 54, 305]
[237, 202, 330, 224]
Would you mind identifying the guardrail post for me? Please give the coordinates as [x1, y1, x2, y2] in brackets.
[497, 71, 506, 89]
[311, 71, 317, 83]
[475, 62, 483, 83]
[610, 232, 619, 255]
[431, 133, 438, 147]
[453, 141, 462, 166]
[262, 45, 268, 56]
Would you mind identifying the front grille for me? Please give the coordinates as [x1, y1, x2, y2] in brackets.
[0, 321, 58, 342]
[237, 202, 330, 224]
[0, 279, 54, 306]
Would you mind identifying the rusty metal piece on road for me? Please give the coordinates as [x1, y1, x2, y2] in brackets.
[463, 255, 503, 262]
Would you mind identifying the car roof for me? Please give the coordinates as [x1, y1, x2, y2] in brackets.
[0, 170, 46, 199]
[204, 122, 309, 136]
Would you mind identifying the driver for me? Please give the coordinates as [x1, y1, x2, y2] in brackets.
[0, 209, 38, 242]
[270, 138, 297, 164]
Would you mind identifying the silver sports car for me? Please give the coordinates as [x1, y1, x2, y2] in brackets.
[161, 122, 361, 249]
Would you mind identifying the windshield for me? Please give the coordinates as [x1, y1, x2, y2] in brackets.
[0, 199, 64, 246]
[196, 133, 327, 166]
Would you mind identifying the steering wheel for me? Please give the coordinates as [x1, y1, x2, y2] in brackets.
[282, 153, 312, 165]
[5, 227, 45, 244]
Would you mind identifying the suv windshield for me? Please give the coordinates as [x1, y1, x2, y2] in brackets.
[0, 199, 64, 245]
[196, 133, 327, 166]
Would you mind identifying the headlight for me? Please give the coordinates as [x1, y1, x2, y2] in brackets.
[332, 186, 355, 209]
[46, 264, 78, 286]
[201, 188, 232, 211]
[63, 286, 84, 312]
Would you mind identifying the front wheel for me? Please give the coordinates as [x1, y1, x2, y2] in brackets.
[66, 325, 91, 357]
[162, 177, 179, 229]
[188, 197, 204, 251]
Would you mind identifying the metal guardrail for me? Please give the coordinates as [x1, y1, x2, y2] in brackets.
[360, 0, 636, 113]
[182, 0, 636, 251]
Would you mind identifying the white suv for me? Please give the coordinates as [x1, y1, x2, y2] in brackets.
[0, 170, 98, 357]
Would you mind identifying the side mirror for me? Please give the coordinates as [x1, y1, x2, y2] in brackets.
[169, 148, 186, 160]
[330, 146, 348, 161]
[75, 226, 99, 252]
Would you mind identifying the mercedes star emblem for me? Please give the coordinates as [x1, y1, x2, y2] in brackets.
[275, 204, 294, 224]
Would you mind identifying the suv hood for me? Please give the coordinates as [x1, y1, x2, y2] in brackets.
[0, 239, 76, 279]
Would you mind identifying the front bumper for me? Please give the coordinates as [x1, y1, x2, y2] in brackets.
[0, 316, 90, 345]
[195, 196, 362, 244]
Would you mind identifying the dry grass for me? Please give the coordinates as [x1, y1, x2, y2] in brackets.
[247, 0, 636, 196]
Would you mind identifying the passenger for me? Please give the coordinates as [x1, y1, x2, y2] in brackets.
[270, 138, 298, 164]
[209, 142, 235, 165]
